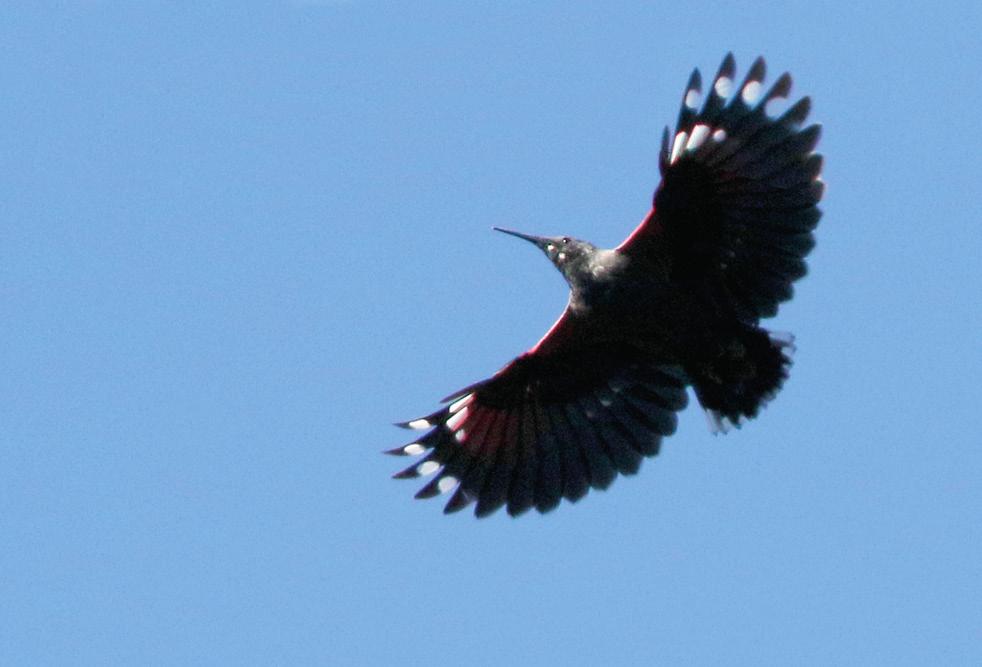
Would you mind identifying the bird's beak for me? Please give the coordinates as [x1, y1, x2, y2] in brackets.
[493, 227, 551, 248]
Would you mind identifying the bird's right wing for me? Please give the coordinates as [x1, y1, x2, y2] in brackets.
[387, 339, 688, 518]
[618, 54, 823, 322]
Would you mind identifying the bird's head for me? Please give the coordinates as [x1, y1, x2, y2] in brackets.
[493, 227, 598, 287]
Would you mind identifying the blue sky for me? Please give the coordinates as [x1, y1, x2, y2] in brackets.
[2, 2, 980, 664]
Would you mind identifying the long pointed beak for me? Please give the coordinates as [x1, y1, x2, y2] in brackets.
[493, 227, 550, 247]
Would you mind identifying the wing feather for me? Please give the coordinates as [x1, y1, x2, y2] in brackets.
[620, 54, 823, 322]
[390, 345, 688, 517]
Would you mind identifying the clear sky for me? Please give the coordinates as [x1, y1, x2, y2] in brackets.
[2, 2, 980, 665]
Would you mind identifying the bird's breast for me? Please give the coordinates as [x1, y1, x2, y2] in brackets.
[569, 251, 693, 343]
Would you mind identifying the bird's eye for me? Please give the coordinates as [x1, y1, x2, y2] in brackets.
[561, 237, 571, 245]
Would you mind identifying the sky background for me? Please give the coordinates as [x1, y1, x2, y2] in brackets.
[2, 2, 981, 665]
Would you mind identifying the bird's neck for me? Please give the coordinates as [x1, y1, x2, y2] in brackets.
[566, 249, 630, 311]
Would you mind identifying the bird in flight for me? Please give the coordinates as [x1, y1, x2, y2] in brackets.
[387, 54, 823, 517]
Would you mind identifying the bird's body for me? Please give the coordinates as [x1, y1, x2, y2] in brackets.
[388, 54, 823, 517]
[521, 242, 703, 359]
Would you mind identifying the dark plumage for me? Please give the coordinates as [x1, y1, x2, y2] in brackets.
[388, 54, 824, 517]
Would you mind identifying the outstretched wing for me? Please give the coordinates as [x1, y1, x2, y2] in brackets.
[387, 338, 688, 518]
[619, 54, 823, 322]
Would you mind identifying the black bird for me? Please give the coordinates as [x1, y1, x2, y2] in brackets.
[388, 54, 823, 517]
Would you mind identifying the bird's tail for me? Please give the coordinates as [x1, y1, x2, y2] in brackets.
[687, 325, 795, 433]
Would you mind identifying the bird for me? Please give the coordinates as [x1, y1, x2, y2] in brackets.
[387, 53, 823, 518]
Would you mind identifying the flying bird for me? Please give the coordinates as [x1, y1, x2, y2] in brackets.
[387, 54, 823, 517]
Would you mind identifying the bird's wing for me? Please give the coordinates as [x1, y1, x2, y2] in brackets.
[618, 54, 823, 322]
[387, 325, 688, 517]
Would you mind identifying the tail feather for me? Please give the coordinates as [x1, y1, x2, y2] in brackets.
[689, 326, 794, 433]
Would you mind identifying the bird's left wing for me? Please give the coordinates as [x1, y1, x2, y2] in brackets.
[618, 54, 823, 322]
[387, 339, 687, 517]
